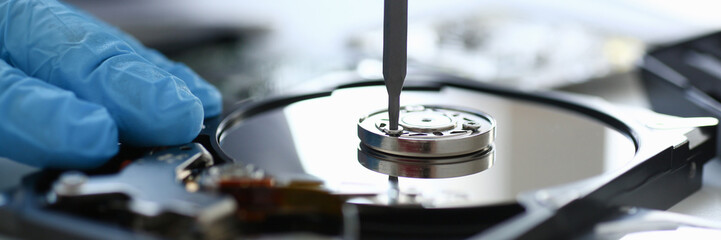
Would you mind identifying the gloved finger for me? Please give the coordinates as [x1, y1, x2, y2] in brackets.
[64, 3, 222, 117]
[0, 59, 117, 169]
[0, 0, 204, 146]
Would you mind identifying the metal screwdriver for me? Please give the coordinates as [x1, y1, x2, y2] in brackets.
[383, 0, 408, 133]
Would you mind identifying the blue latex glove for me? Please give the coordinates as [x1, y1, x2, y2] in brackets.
[0, 0, 222, 169]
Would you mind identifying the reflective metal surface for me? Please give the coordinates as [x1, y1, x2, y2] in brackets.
[357, 105, 496, 178]
[357, 144, 495, 179]
[219, 86, 637, 207]
[357, 105, 495, 157]
[51, 144, 236, 223]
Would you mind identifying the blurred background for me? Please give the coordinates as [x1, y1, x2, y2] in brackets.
[60, 0, 721, 103]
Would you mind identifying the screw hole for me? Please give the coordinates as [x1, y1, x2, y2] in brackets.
[379, 123, 386, 128]
[409, 133, 427, 136]
[421, 118, 432, 122]
[432, 132, 443, 136]
[450, 131, 467, 134]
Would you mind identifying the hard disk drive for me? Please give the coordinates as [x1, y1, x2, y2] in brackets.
[0, 73, 717, 239]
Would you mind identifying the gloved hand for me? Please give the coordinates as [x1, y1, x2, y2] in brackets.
[0, 0, 222, 169]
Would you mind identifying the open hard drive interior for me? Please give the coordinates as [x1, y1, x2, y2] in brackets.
[2, 75, 717, 239]
[4, 1, 721, 240]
